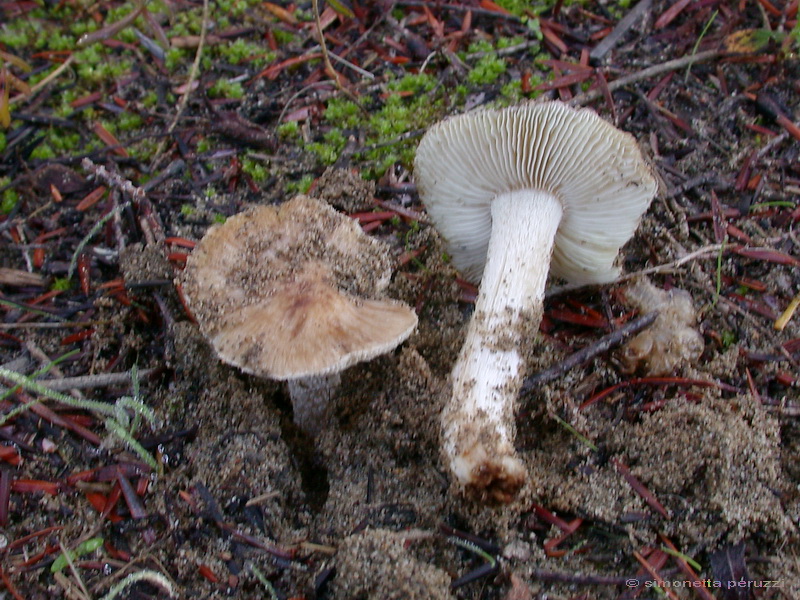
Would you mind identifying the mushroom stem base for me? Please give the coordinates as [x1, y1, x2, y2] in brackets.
[442, 190, 563, 502]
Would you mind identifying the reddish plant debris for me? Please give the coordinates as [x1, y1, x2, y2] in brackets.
[0, 445, 21, 466]
[612, 459, 670, 520]
[198, 563, 220, 583]
[660, 535, 716, 600]
[580, 377, 725, 411]
[10, 479, 60, 495]
[76, 186, 107, 211]
[632, 549, 680, 600]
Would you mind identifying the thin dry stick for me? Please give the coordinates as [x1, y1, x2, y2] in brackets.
[150, 0, 210, 168]
[13, 369, 158, 392]
[569, 50, 722, 106]
[0, 320, 110, 330]
[9, 55, 76, 106]
[25, 340, 84, 399]
[521, 311, 659, 390]
[81, 158, 145, 201]
[312, 0, 339, 85]
[546, 243, 726, 298]
[311, 0, 364, 109]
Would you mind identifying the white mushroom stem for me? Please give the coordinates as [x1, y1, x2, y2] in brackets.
[288, 373, 342, 435]
[442, 189, 563, 501]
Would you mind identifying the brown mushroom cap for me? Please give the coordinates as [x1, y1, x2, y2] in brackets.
[180, 195, 418, 379]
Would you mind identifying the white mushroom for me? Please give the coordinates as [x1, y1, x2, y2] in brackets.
[414, 101, 658, 502]
[180, 195, 418, 434]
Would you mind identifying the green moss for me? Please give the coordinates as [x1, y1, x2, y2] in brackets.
[306, 129, 346, 165]
[208, 79, 245, 99]
[142, 91, 159, 108]
[1, 184, 19, 214]
[129, 139, 158, 162]
[75, 47, 133, 84]
[106, 3, 136, 24]
[389, 72, 436, 94]
[493, 0, 531, 16]
[497, 36, 525, 49]
[217, 38, 274, 66]
[0, 23, 32, 48]
[117, 112, 144, 132]
[51, 277, 72, 292]
[277, 121, 300, 139]
[468, 54, 507, 85]
[196, 137, 211, 153]
[181, 203, 195, 217]
[791, 18, 800, 48]
[118, 27, 139, 45]
[165, 47, 187, 72]
[720, 330, 736, 349]
[216, 0, 261, 16]
[0, 132, 6, 153]
[294, 8, 313, 22]
[286, 174, 314, 195]
[323, 98, 362, 128]
[272, 28, 297, 45]
[466, 40, 494, 55]
[500, 80, 523, 102]
[212, 214, 227, 224]
[298, 69, 446, 178]
[54, 91, 79, 119]
[241, 156, 268, 182]
[49, 132, 81, 153]
[44, 30, 76, 51]
[70, 19, 98, 37]
[30, 144, 56, 160]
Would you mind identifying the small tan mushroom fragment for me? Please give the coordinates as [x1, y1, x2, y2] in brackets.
[617, 278, 703, 376]
[180, 195, 418, 433]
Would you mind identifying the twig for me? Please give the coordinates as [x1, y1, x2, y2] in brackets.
[589, 0, 653, 63]
[97, 570, 176, 600]
[633, 550, 681, 600]
[310, 0, 365, 110]
[25, 342, 84, 399]
[570, 50, 722, 106]
[466, 39, 540, 59]
[21, 369, 158, 392]
[521, 311, 659, 391]
[546, 243, 726, 297]
[81, 159, 145, 202]
[150, 0, 210, 168]
[325, 46, 376, 79]
[312, 0, 340, 87]
[394, 0, 520, 20]
[355, 128, 426, 154]
[9, 55, 76, 106]
[68, 200, 131, 280]
[0, 320, 110, 330]
[58, 537, 92, 600]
